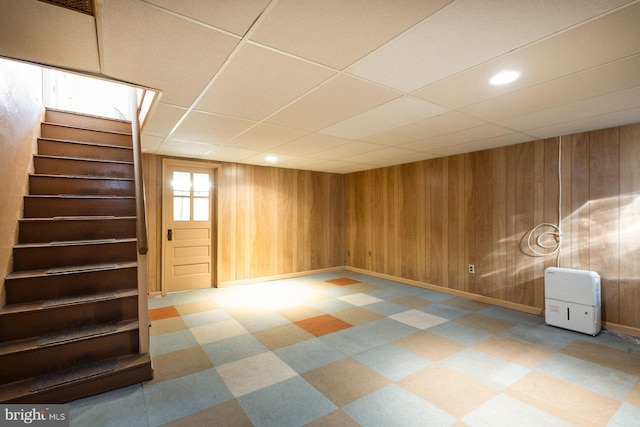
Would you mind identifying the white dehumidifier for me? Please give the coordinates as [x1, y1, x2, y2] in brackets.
[544, 267, 601, 336]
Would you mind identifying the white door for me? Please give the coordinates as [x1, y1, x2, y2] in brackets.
[162, 160, 215, 293]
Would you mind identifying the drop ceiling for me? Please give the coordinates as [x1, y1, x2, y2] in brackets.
[1, 0, 639, 173]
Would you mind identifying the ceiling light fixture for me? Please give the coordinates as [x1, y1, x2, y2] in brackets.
[265, 155, 278, 163]
[489, 70, 521, 86]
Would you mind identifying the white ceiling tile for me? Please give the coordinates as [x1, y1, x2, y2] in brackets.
[0, 0, 100, 73]
[141, 135, 164, 152]
[461, 55, 640, 122]
[201, 145, 259, 163]
[526, 107, 640, 139]
[155, 139, 214, 157]
[349, 0, 632, 93]
[224, 123, 308, 151]
[401, 124, 514, 152]
[265, 74, 400, 131]
[319, 96, 449, 140]
[172, 111, 255, 144]
[363, 112, 486, 145]
[144, 0, 270, 36]
[324, 163, 377, 174]
[346, 147, 419, 164]
[309, 160, 360, 173]
[368, 152, 441, 167]
[241, 153, 296, 167]
[195, 43, 335, 121]
[250, 0, 453, 69]
[270, 133, 352, 156]
[142, 102, 186, 137]
[100, 0, 239, 107]
[429, 133, 536, 156]
[414, 3, 640, 109]
[313, 141, 387, 160]
[498, 86, 640, 132]
[275, 157, 333, 170]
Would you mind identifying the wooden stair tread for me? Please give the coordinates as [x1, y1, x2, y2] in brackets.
[25, 194, 135, 199]
[15, 237, 136, 249]
[0, 289, 138, 316]
[0, 353, 152, 403]
[20, 216, 135, 222]
[5, 261, 137, 280]
[46, 108, 132, 125]
[0, 319, 138, 356]
[31, 173, 134, 181]
[38, 137, 134, 151]
[42, 122, 133, 137]
[35, 154, 134, 165]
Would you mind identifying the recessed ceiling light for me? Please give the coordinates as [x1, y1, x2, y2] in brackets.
[489, 70, 521, 86]
[265, 155, 278, 163]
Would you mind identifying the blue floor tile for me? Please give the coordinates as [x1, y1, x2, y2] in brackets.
[238, 376, 337, 427]
[343, 384, 457, 427]
[143, 368, 233, 426]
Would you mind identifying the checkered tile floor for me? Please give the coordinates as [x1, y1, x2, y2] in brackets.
[69, 271, 640, 426]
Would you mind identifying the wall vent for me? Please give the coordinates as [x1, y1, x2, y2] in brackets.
[38, 0, 94, 16]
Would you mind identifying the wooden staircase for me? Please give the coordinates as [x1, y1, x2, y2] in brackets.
[0, 109, 153, 403]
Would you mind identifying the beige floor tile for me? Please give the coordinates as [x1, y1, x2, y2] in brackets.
[343, 283, 380, 293]
[304, 409, 361, 427]
[150, 316, 188, 336]
[190, 319, 248, 345]
[217, 352, 297, 397]
[175, 299, 219, 316]
[277, 304, 326, 322]
[148, 346, 213, 384]
[253, 323, 315, 350]
[389, 295, 432, 309]
[442, 297, 490, 312]
[224, 305, 270, 319]
[507, 371, 620, 427]
[625, 380, 640, 407]
[394, 331, 465, 361]
[163, 399, 253, 427]
[561, 339, 640, 376]
[332, 307, 384, 325]
[398, 364, 497, 418]
[302, 358, 390, 407]
[473, 335, 554, 368]
[455, 313, 515, 334]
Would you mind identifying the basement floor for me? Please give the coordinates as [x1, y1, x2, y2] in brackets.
[68, 271, 640, 426]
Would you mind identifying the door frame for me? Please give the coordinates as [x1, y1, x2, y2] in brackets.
[161, 158, 220, 295]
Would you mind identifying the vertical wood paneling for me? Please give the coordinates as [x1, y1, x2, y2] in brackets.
[370, 169, 385, 273]
[415, 161, 427, 283]
[491, 148, 507, 301]
[513, 143, 535, 305]
[570, 133, 591, 270]
[143, 155, 344, 289]
[446, 155, 464, 289]
[429, 159, 444, 286]
[619, 124, 640, 328]
[589, 128, 620, 324]
[533, 140, 546, 308]
[402, 164, 418, 280]
[344, 122, 640, 329]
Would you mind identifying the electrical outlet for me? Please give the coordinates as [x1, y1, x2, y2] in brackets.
[368, 250, 372, 256]
[347, 249, 351, 257]
[468, 264, 475, 274]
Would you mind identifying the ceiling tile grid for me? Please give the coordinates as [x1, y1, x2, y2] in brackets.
[3, 0, 640, 173]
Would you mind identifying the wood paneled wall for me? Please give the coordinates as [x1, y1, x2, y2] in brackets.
[0, 60, 43, 308]
[142, 154, 345, 293]
[345, 123, 640, 329]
